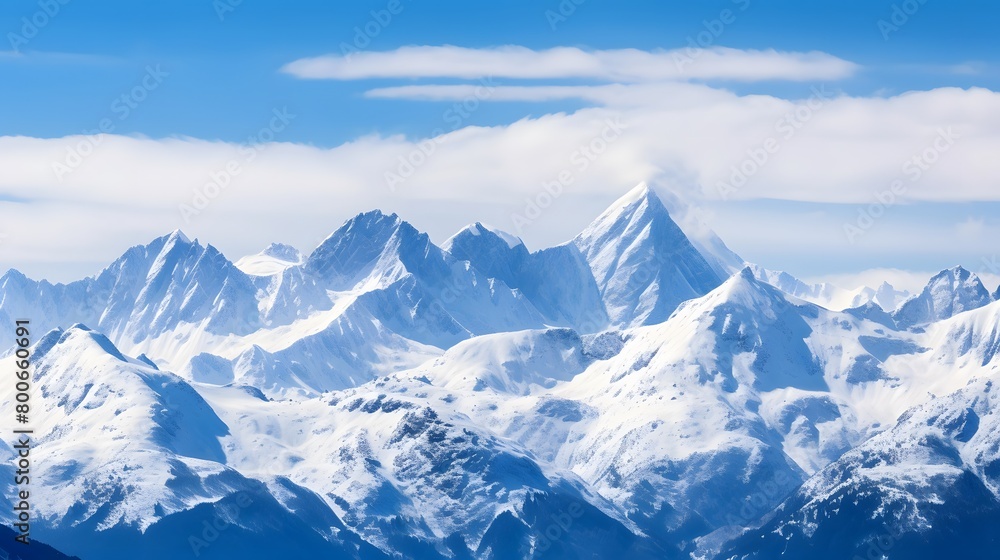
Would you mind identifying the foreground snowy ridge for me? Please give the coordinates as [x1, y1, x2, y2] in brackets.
[2, 183, 999, 559]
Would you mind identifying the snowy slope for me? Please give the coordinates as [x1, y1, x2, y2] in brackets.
[1, 326, 669, 559]
[234, 242, 303, 276]
[201, 380, 668, 559]
[359, 268, 941, 557]
[720, 376, 1000, 559]
[0, 325, 384, 560]
[715, 300, 1000, 558]
[363, 273, 999, 558]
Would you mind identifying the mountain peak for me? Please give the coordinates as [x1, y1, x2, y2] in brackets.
[1, 267, 29, 283]
[34, 323, 128, 363]
[893, 265, 992, 328]
[305, 210, 414, 281]
[713, 264, 785, 307]
[936, 265, 974, 283]
[135, 229, 200, 263]
[261, 242, 303, 263]
[444, 222, 524, 252]
[348, 209, 403, 230]
[470, 222, 523, 248]
[164, 228, 191, 244]
[319, 210, 407, 246]
[442, 222, 530, 289]
[618, 181, 656, 205]
[583, 183, 662, 233]
[303, 209, 454, 292]
[572, 184, 722, 327]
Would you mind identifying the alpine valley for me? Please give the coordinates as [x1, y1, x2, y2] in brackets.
[2, 184, 999, 559]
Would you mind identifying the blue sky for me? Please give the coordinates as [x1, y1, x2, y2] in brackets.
[2, 0, 999, 290]
[3, 0, 997, 143]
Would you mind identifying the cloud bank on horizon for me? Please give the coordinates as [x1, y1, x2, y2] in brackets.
[2, 40, 999, 284]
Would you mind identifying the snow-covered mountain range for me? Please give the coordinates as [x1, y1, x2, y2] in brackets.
[2, 183, 998, 559]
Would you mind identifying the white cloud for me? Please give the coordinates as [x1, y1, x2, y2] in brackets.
[282, 45, 858, 82]
[362, 81, 1000, 207]
[4, 48, 1000, 282]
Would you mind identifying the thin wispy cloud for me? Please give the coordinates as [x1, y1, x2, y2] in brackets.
[363, 84, 622, 102]
[282, 45, 858, 83]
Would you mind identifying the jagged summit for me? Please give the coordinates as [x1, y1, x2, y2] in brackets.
[304, 209, 421, 285]
[444, 222, 524, 251]
[442, 222, 529, 289]
[261, 242, 303, 262]
[893, 265, 993, 328]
